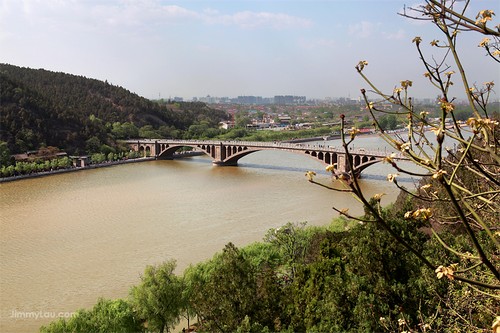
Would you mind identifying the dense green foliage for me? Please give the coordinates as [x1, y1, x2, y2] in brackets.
[0, 157, 71, 177]
[0, 64, 229, 155]
[39, 298, 142, 333]
[130, 260, 184, 333]
[0, 150, 142, 178]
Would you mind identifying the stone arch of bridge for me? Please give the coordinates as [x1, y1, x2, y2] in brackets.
[202, 145, 212, 155]
[352, 158, 381, 177]
[152, 142, 384, 177]
[156, 144, 211, 159]
[219, 149, 257, 166]
[219, 147, 340, 167]
[138, 145, 152, 157]
[303, 150, 340, 166]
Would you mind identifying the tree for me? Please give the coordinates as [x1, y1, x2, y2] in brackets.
[122, 122, 139, 138]
[284, 203, 435, 332]
[183, 243, 258, 332]
[0, 141, 11, 166]
[129, 260, 183, 333]
[158, 125, 179, 139]
[99, 144, 115, 156]
[90, 153, 106, 164]
[57, 156, 71, 169]
[264, 222, 310, 281]
[40, 298, 142, 333]
[178, 275, 196, 333]
[378, 114, 398, 131]
[139, 125, 159, 139]
[186, 122, 210, 138]
[306, 0, 499, 330]
[235, 112, 251, 128]
[85, 136, 101, 154]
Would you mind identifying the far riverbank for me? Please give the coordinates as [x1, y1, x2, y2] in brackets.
[0, 157, 155, 184]
[0, 132, 392, 184]
[0, 151, 209, 184]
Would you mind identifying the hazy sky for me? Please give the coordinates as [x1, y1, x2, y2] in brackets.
[1, 0, 498, 100]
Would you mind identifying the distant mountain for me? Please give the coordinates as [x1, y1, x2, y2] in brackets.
[0, 63, 228, 154]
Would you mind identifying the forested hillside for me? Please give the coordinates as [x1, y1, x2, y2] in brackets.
[0, 63, 229, 154]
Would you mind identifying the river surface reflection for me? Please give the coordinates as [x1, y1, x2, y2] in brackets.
[0, 136, 417, 332]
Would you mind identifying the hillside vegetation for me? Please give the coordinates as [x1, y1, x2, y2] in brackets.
[0, 63, 229, 155]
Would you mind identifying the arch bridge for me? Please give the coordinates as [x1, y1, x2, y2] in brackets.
[125, 139, 407, 178]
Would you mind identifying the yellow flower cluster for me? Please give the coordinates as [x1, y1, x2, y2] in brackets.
[422, 159, 432, 166]
[305, 171, 316, 181]
[405, 208, 433, 220]
[485, 81, 495, 91]
[400, 142, 411, 152]
[412, 36, 422, 45]
[475, 9, 495, 25]
[420, 184, 432, 191]
[479, 37, 490, 47]
[432, 169, 447, 180]
[466, 117, 499, 131]
[435, 264, 457, 280]
[386, 173, 398, 182]
[420, 111, 429, 118]
[356, 60, 368, 72]
[337, 173, 350, 181]
[325, 164, 336, 172]
[349, 127, 360, 139]
[384, 153, 397, 164]
[372, 193, 386, 201]
[439, 100, 455, 113]
[400, 80, 412, 89]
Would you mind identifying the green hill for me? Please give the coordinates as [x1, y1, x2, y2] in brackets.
[0, 63, 228, 154]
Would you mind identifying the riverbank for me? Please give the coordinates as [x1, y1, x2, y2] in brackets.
[284, 131, 395, 143]
[0, 151, 208, 184]
[283, 134, 341, 143]
[0, 157, 155, 184]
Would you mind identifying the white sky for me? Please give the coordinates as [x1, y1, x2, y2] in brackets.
[1, 0, 499, 100]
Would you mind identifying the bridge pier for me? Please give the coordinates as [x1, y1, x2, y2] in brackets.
[336, 154, 348, 174]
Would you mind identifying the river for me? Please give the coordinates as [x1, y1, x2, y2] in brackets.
[0, 136, 416, 332]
